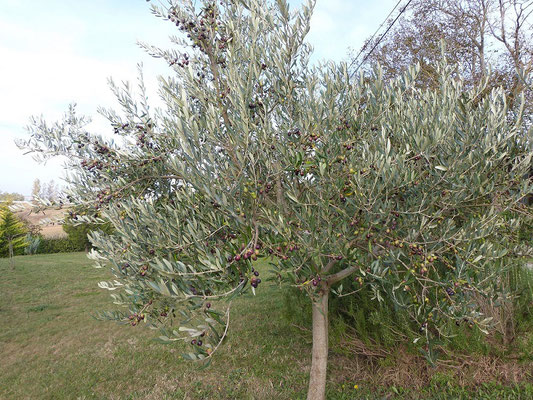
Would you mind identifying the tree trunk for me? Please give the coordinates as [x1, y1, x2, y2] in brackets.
[9, 241, 14, 270]
[307, 288, 329, 400]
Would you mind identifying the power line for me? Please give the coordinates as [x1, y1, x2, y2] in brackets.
[348, 0, 403, 71]
[349, 0, 413, 79]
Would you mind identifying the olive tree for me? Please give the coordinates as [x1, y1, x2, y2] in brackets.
[19, 1, 532, 399]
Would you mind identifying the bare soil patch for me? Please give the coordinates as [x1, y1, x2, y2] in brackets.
[14, 204, 69, 238]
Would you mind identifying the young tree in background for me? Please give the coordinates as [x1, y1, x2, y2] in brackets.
[0, 205, 28, 269]
[45, 180, 58, 202]
[31, 179, 42, 203]
[19, 1, 533, 399]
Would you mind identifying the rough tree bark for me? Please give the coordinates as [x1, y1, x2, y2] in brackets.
[306, 264, 358, 400]
[307, 287, 329, 400]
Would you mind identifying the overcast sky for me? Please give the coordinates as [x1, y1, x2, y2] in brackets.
[0, 0, 398, 197]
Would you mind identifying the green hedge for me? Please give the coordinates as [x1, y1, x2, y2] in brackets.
[36, 237, 86, 254]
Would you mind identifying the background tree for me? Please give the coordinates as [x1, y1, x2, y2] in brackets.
[19, 1, 533, 399]
[0, 191, 25, 202]
[44, 180, 58, 202]
[31, 179, 42, 203]
[354, 0, 533, 108]
[0, 205, 28, 269]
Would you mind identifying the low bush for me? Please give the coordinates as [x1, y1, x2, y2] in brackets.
[24, 234, 41, 255]
[36, 237, 85, 254]
[62, 210, 114, 252]
[283, 261, 533, 360]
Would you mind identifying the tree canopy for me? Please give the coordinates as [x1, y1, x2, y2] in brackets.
[19, 1, 533, 399]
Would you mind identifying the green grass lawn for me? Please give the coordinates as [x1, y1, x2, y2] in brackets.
[0, 253, 531, 399]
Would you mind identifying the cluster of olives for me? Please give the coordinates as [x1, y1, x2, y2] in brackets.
[94, 142, 111, 156]
[167, 2, 228, 59]
[336, 116, 351, 131]
[311, 276, 322, 287]
[228, 243, 261, 263]
[139, 265, 149, 276]
[138, 156, 163, 167]
[293, 168, 306, 177]
[96, 189, 112, 206]
[409, 243, 425, 256]
[258, 182, 273, 196]
[288, 128, 302, 137]
[169, 53, 190, 68]
[250, 267, 261, 288]
[343, 142, 355, 150]
[267, 243, 299, 261]
[68, 210, 79, 221]
[112, 123, 130, 135]
[240, 180, 278, 200]
[137, 132, 147, 147]
[307, 133, 320, 143]
[129, 313, 145, 326]
[191, 330, 206, 347]
[80, 159, 104, 172]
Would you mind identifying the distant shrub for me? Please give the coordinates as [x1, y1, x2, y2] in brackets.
[36, 237, 85, 254]
[24, 234, 41, 255]
[62, 208, 114, 252]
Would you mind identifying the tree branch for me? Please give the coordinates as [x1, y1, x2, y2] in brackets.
[326, 265, 358, 285]
[322, 258, 337, 274]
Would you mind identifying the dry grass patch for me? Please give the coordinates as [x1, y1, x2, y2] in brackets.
[14, 204, 68, 238]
